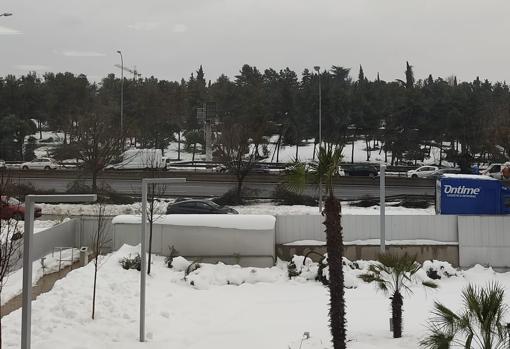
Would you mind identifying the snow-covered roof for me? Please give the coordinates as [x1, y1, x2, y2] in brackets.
[442, 174, 497, 181]
[112, 214, 276, 230]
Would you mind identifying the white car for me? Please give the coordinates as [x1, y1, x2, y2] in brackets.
[481, 163, 510, 179]
[407, 165, 439, 178]
[0, 159, 5, 169]
[20, 158, 59, 170]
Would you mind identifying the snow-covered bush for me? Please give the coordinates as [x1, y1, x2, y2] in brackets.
[422, 260, 458, 280]
[119, 254, 141, 271]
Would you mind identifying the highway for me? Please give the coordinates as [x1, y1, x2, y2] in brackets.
[8, 170, 435, 200]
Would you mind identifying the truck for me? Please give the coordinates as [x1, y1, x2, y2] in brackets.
[106, 149, 167, 170]
[436, 174, 510, 215]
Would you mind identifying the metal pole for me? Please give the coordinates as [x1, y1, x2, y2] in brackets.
[317, 68, 323, 212]
[117, 51, 124, 143]
[140, 180, 147, 342]
[21, 194, 96, 349]
[21, 197, 34, 349]
[380, 164, 386, 253]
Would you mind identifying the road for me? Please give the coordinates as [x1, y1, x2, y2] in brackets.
[10, 170, 435, 200]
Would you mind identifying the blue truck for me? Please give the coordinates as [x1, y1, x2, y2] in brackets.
[436, 174, 510, 215]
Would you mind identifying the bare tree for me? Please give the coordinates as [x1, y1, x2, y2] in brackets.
[90, 203, 110, 319]
[54, 103, 123, 192]
[0, 171, 23, 347]
[141, 153, 167, 275]
[215, 120, 266, 204]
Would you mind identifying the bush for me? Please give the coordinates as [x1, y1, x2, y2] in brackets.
[349, 196, 379, 207]
[120, 254, 141, 271]
[399, 198, 431, 209]
[273, 185, 317, 206]
[213, 188, 244, 206]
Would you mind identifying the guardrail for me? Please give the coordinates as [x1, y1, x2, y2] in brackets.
[3, 168, 436, 187]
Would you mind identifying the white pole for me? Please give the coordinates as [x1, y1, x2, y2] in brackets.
[140, 181, 147, 342]
[21, 194, 96, 349]
[380, 164, 386, 253]
[21, 197, 34, 349]
[317, 68, 323, 212]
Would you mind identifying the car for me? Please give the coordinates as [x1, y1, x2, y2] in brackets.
[0, 196, 42, 220]
[0, 159, 5, 169]
[481, 163, 510, 179]
[343, 164, 379, 177]
[166, 199, 238, 214]
[20, 158, 59, 170]
[407, 165, 439, 178]
[424, 167, 461, 179]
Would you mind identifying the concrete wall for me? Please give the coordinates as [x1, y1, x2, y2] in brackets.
[277, 244, 459, 266]
[276, 215, 458, 244]
[458, 216, 510, 268]
[113, 220, 275, 267]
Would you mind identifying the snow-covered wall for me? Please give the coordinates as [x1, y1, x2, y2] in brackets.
[112, 215, 276, 267]
[275, 215, 458, 244]
[458, 216, 510, 268]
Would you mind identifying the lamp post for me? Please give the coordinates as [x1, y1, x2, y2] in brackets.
[21, 194, 97, 349]
[116, 50, 124, 144]
[314, 66, 322, 212]
[380, 164, 386, 253]
[139, 178, 186, 342]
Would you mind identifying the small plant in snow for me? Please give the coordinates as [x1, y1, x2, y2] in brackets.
[359, 253, 437, 338]
[120, 254, 141, 271]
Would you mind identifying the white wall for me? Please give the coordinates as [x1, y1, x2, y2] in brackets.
[458, 216, 510, 268]
[275, 215, 458, 244]
[113, 217, 276, 267]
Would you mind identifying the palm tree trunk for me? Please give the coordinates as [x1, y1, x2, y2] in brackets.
[391, 291, 403, 338]
[324, 192, 346, 349]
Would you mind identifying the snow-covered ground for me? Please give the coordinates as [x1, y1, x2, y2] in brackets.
[27, 130, 452, 168]
[39, 201, 435, 217]
[2, 247, 80, 306]
[1, 244, 506, 348]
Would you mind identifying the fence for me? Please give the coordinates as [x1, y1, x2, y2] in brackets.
[28, 214, 510, 269]
[275, 215, 458, 244]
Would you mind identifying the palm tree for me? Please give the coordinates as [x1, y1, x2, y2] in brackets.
[420, 283, 508, 349]
[286, 144, 346, 349]
[359, 253, 437, 338]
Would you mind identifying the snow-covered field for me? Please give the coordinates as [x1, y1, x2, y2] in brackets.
[1, 244, 505, 348]
[39, 201, 435, 217]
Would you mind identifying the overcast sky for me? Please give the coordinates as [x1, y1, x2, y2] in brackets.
[2, 0, 510, 83]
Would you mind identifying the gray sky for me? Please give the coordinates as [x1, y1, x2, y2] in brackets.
[2, 0, 510, 83]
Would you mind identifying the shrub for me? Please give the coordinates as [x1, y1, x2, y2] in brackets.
[273, 185, 317, 206]
[399, 198, 431, 209]
[119, 254, 141, 271]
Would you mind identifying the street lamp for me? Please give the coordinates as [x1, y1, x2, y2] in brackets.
[22, 194, 97, 349]
[314, 66, 323, 212]
[0, 12, 13, 17]
[116, 50, 124, 144]
[139, 178, 186, 342]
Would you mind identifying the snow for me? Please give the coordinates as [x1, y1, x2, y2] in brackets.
[284, 239, 457, 246]
[285, 240, 327, 246]
[442, 173, 497, 180]
[4, 244, 506, 348]
[39, 201, 435, 217]
[234, 202, 436, 216]
[2, 247, 80, 306]
[112, 214, 276, 230]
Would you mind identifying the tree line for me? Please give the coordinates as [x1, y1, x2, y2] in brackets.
[1, 62, 510, 167]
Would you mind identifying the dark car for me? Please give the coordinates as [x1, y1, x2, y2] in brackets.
[344, 164, 379, 177]
[166, 199, 239, 214]
[0, 196, 42, 220]
[424, 168, 462, 179]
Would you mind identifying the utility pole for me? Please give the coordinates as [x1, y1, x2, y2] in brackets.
[116, 50, 124, 148]
[314, 66, 322, 212]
